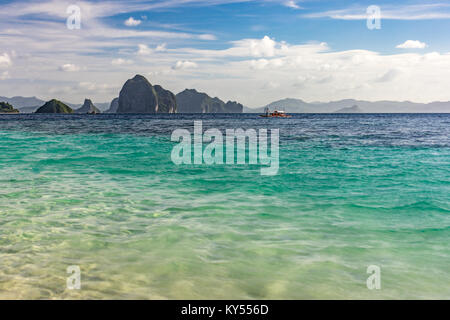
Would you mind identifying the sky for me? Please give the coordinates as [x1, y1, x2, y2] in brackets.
[1, 0, 450, 107]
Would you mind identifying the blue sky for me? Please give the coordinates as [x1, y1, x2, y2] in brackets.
[102, 0, 450, 52]
[1, 0, 450, 106]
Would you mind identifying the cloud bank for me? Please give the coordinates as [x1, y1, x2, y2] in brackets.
[0, 0, 450, 107]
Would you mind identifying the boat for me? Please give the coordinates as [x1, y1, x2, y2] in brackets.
[260, 107, 291, 118]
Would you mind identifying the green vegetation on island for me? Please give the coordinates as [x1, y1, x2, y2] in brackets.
[35, 99, 73, 114]
[0, 101, 19, 113]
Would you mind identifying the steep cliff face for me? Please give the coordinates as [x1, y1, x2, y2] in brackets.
[75, 99, 101, 114]
[116, 75, 177, 113]
[176, 89, 212, 113]
[105, 98, 119, 113]
[154, 85, 177, 113]
[176, 89, 243, 113]
[35, 99, 73, 114]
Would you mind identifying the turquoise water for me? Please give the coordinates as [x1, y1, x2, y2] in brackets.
[0, 114, 449, 299]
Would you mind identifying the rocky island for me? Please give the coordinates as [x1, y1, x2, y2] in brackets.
[105, 97, 119, 113]
[117, 75, 177, 113]
[0, 102, 19, 113]
[35, 99, 73, 113]
[75, 99, 101, 114]
[176, 89, 243, 113]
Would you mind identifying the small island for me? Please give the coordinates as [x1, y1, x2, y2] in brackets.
[35, 99, 73, 114]
[0, 102, 20, 114]
[75, 99, 101, 114]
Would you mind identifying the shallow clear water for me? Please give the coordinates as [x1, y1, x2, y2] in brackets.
[0, 114, 449, 299]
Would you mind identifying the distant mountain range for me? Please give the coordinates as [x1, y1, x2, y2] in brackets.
[3, 91, 450, 114]
[0, 96, 44, 108]
[0, 96, 44, 112]
[333, 105, 363, 113]
[244, 98, 450, 113]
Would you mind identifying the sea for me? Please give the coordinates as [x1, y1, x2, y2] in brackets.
[0, 113, 449, 299]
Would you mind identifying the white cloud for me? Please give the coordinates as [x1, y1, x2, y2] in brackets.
[250, 58, 284, 70]
[78, 82, 117, 92]
[137, 43, 170, 55]
[173, 60, 198, 70]
[1, 2, 450, 106]
[198, 34, 217, 40]
[59, 64, 80, 72]
[303, 4, 450, 20]
[182, 37, 327, 59]
[124, 17, 141, 27]
[0, 71, 10, 80]
[423, 52, 440, 61]
[249, 36, 276, 57]
[0, 53, 12, 68]
[148, 69, 175, 77]
[376, 69, 400, 82]
[250, 59, 269, 70]
[155, 43, 167, 52]
[284, 1, 302, 9]
[137, 44, 153, 55]
[111, 58, 133, 65]
[396, 40, 428, 49]
[216, 35, 279, 58]
[262, 81, 280, 89]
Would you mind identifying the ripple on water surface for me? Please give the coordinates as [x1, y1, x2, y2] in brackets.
[0, 114, 449, 299]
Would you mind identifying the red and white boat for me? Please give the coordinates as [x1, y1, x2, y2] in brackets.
[260, 107, 291, 118]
